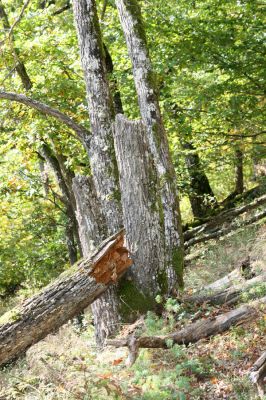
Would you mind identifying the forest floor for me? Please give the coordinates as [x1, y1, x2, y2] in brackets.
[0, 215, 265, 399]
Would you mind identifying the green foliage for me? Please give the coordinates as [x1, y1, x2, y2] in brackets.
[0, 148, 68, 295]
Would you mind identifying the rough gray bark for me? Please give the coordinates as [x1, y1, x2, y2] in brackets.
[115, 0, 184, 288]
[182, 141, 217, 219]
[107, 296, 266, 350]
[72, 0, 121, 232]
[114, 115, 167, 297]
[0, 230, 131, 367]
[0, 92, 90, 142]
[72, 175, 121, 344]
[0, 1, 32, 90]
[72, 0, 123, 345]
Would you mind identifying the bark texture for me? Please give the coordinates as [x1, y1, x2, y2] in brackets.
[115, 0, 184, 288]
[235, 148, 244, 194]
[107, 297, 266, 350]
[72, 0, 121, 232]
[114, 115, 166, 297]
[40, 143, 80, 264]
[184, 273, 266, 306]
[184, 194, 266, 243]
[0, 231, 131, 367]
[72, 0, 123, 345]
[72, 175, 121, 345]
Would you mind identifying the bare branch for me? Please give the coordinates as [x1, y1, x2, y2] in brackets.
[0, 91, 90, 141]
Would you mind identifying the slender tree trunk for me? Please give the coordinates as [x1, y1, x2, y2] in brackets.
[40, 143, 80, 264]
[182, 141, 216, 219]
[235, 148, 244, 194]
[72, 0, 123, 345]
[115, 0, 184, 288]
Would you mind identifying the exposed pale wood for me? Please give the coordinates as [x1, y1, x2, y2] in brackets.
[0, 231, 132, 367]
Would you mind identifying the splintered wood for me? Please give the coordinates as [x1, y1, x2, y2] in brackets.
[0, 230, 132, 367]
[89, 233, 132, 284]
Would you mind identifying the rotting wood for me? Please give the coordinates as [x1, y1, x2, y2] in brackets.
[0, 230, 132, 368]
[107, 297, 266, 356]
[250, 351, 266, 399]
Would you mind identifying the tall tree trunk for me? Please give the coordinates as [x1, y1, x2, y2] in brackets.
[182, 141, 217, 219]
[235, 148, 244, 194]
[115, 0, 184, 287]
[72, 0, 123, 345]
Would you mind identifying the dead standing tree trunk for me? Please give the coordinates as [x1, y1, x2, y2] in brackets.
[114, 116, 167, 302]
[0, 231, 132, 368]
[115, 0, 184, 288]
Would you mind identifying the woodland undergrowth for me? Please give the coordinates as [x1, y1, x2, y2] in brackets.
[0, 218, 265, 400]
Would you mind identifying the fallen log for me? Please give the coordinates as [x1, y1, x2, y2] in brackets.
[107, 297, 266, 353]
[250, 351, 266, 399]
[198, 256, 253, 293]
[183, 273, 266, 306]
[184, 194, 266, 242]
[0, 230, 132, 367]
[185, 208, 266, 248]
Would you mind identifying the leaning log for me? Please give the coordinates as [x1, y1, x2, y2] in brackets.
[0, 230, 132, 367]
[107, 297, 266, 350]
[250, 351, 266, 399]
